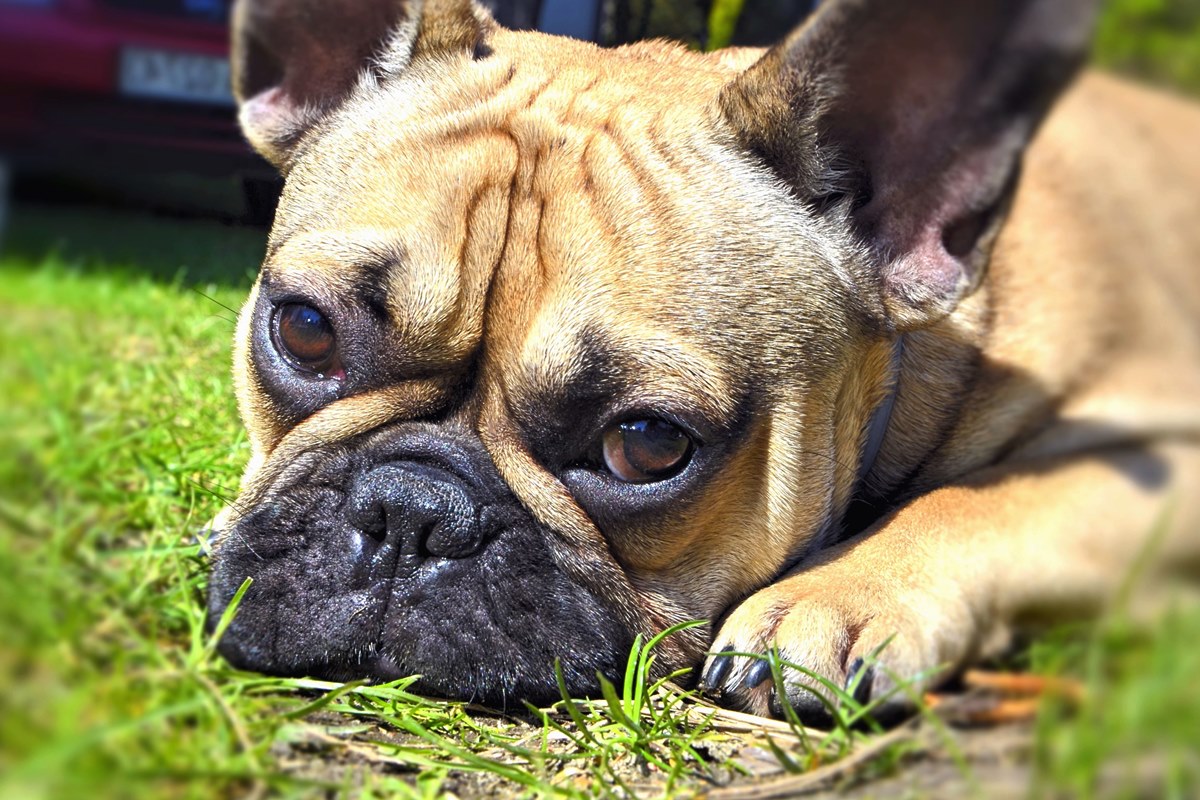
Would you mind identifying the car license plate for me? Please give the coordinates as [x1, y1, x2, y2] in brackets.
[118, 47, 234, 106]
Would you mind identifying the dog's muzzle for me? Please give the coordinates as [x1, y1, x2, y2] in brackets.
[205, 426, 633, 705]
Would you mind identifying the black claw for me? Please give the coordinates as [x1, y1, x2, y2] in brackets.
[844, 657, 864, 689]
[845, 658, 875, 706]
[772, 686, 834, 727]
[744, 658, 773, 690]
[703, 647, 735, 691]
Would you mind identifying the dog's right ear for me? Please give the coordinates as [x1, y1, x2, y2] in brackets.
[231, 0, 489, 170]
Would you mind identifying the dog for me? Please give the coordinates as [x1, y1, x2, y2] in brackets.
[207, 0, 1200, 720]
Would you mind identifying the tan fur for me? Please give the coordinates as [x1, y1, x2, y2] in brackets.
[220, 1, 1200, 714]
[714, 72, 1200, 711]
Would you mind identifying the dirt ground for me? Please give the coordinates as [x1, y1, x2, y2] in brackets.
[268, 697, 1049, 798]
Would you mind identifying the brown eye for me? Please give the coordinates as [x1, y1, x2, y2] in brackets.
[601, 419, 693, 483]
[274, 303, 339, 376]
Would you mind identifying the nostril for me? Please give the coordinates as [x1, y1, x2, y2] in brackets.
[415, 519, 439, 558]
[357, 503, 388, 544]
[423, 515, 480, 559]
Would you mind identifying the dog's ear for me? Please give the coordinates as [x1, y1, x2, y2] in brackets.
[231, 0, 490, 170]
[721, 0, 1096, 329]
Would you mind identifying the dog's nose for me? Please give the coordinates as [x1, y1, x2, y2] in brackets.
[347, 463, 487, 559]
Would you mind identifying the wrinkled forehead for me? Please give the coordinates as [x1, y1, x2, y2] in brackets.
[259, 84, 519, 370]
[265, 45, 738, 334]
[259, 31, 850, 397]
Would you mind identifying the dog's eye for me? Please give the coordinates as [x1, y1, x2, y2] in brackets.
[273, 303, 341, 377]
[601, 419, 693, 483]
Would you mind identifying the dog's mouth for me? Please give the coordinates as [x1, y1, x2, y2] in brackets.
[205, 425, 638, 705]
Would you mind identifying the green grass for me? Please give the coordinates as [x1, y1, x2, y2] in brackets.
[1027, 609, 1200, 799]
[2, 203, 1199, 799]
[0, 207, 262, 798]
[1093, 0, 1200, 96]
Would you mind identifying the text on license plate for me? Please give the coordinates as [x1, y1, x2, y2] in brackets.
[118, 47, 234, 106]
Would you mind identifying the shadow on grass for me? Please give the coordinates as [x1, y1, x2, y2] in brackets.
[2, 202, 267, 289]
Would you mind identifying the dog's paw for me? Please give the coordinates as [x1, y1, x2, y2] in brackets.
[701, 567, 974, 723]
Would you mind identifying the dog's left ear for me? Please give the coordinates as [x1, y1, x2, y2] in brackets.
[721, 0, 1096, 329]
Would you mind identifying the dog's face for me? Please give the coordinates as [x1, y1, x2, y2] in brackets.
[209, 0, 1093, 703]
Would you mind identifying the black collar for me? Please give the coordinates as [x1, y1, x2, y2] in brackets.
[856, 335, 904, 485]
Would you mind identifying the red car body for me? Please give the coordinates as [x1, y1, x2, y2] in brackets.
[0, 0, 269, 184]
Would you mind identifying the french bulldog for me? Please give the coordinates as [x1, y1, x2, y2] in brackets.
[207, 0, 1200, 720]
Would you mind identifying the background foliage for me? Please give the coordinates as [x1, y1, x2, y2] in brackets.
[1093, 0, 1200, 94]
[613, 0, 1200, 96]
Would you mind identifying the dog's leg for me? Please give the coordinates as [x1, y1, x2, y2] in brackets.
[705, 442, 1200, 720]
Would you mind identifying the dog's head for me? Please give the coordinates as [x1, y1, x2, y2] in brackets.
[208, 0, 1094, 703]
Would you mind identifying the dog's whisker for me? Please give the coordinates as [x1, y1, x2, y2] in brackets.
[186, 478, 253, 518]
[793, 449, 860, 482]
[192, 288, 241, 320]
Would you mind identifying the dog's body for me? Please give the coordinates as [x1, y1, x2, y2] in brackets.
[208, 0, 1200, 719]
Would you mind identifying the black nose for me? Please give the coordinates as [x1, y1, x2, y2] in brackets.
[347, 463, 488, 559]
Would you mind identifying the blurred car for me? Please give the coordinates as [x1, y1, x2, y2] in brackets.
[0, 0, 598, 222]
[0, 0, 278, 214]
[0, 0, 809, 223]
